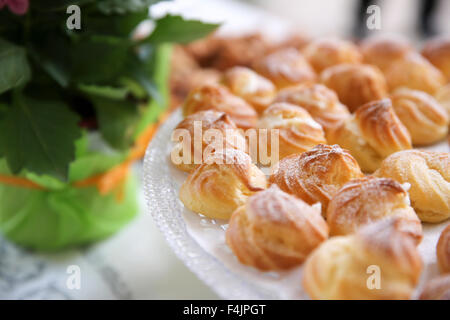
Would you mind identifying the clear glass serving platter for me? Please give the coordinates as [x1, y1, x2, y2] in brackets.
[143, 109, 449, 300]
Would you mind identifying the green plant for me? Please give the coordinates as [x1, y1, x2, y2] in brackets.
[0, 0, 218, 181]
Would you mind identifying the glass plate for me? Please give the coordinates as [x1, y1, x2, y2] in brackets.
[143, 110, 280, 299]
[143, 109, 449, 300]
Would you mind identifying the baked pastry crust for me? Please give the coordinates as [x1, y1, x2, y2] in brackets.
[258, 103, 326, 160]
[269, 144, 363, 214]
[252, 48, 316, 89]
[183, 83, 258, 129]
[435, 83, 450, 120]
[384, 52, 446, 94]
[272, 33, 311, 51]
[274, 83, 350, 135]
[390, 88, 448, 145]
[422, 37, 450, 82]
[185, 34, 272, 71]
[437, 224, 450, 273]
[171, 110, 246, 172]
[303, 218, 423, 300]
[169, 45, 221, 107]
[327, 176, 423, 242]
[419, 275, 450, 300]
[179, 149, 267, 220]
[226, 185, 328, 271]
[374, 150, 450, 223]
[360, 35, 412, 72]
[320, 63, 387, 112]
[222, 66, 276, 113]
[303, 38, 362, 73]
[328, 99, 412, 172]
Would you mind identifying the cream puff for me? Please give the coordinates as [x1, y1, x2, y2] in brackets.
[422, 37, 450, 82]
[183, 83, 258, 129]
[437, 224, 450, 274]
[269, 144, 363, 215]
[274, 83, 350, 135]
[384, 52, 445, 94]
[327, 176, 422, 242]
[374, 150, 450, 223]
[320, 63, 388, 112]
[253, 48, 316, 89]
[303, 218, 423, 300]
[302, 38, 362, 73]
[328, 99, 412, 172]
[179, 148, 267, 220]
[258, 103, 326, 161]
[226, 185, 328, 271]
[171, 110, 247, 172]
[222, 66, 276, 113]
[390, 88, 448, 145]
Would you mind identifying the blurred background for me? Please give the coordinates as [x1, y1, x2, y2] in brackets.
[1, 0, 448, 300]
[251, 0, 450, 39]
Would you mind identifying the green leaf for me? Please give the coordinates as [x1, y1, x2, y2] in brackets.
[70, 36, 130, 84]
[132, 43, 172, 136]
[126, 58, 162, 104]
[0, 39, 31, 94]
[146, 15, 219, 44]
[91, 96, 139, 150]
[78, 83, 130, 100]
[32, 0, 94, 12]
[0, 93, 82, 181]
[29, 35, 71, 88]
[83, 12, 150, 37]
[97, 0, 167, 14]
[118, 77, 147, 99]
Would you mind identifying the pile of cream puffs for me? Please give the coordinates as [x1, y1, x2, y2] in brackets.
[168, 35, 450, 300]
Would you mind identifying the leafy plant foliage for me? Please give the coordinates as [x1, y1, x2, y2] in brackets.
[0, 0, 218, 181]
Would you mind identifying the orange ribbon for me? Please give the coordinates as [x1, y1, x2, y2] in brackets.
[0, 111, 171, 201]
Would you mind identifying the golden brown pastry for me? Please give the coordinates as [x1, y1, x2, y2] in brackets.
[269, 144, 363, 215]
[422, 37, 450, 82]
[320, 63, 388, 112]
[302, 38, 362, 73]
[435, 84, 450, 120]
[226, 185, 328, 271]
[390, 88, 448, 145]
[183, 35, 221, 67]
[258, 103, 326, 160]
[303, 218, 423, 300]
[437, 224, 450, 273]
[328, 99, 412, 172]
[327, 177, 423, 242]
[274, 83, 350, 136]
[374, 150, 450, 223]
[360, 35, 413, 72]
[385, 52, 446, 94]
[169, 46, 221, 108]
[419, 275, 450, 300]
[272, 33, 311, 51]
[185, 33, 271, 71]
[222, 66, 276, 113]
[179, 149, 267, 220]
[182, 83, 258, 129]
[252, 48, 316, 89]
[171, 110, 246, 172]
[171, 68, 221, 108]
